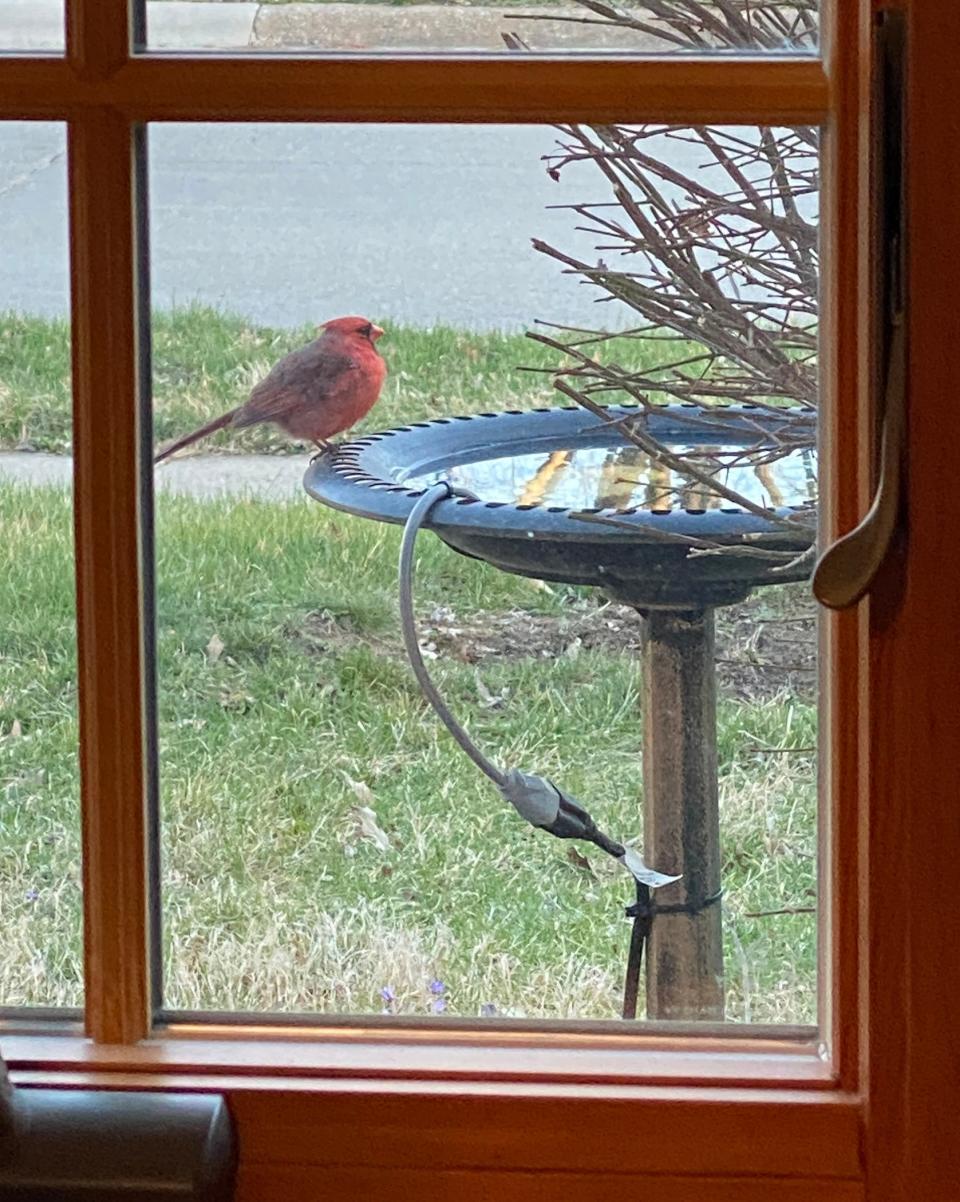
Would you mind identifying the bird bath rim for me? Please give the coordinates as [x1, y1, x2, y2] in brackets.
[303, 403, 816, 609]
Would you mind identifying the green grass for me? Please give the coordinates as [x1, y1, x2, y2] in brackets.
[0, 306, 815, 1021]
[0, 480, 817, 1021]
[0, 307, 691, 455]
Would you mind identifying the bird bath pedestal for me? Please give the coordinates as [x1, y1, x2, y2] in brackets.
[305, 405, 816, 1021]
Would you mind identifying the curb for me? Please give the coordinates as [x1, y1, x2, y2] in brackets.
[0, 0, 258, 50]
[252, 3, 666, 52]
[1, 0, 666, 53]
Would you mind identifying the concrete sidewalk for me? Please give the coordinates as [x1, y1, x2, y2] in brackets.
[2, 0, 665, 52]
[0, 451, 313, 501]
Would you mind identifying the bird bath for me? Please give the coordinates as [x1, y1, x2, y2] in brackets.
[304, 404, 816, 1021]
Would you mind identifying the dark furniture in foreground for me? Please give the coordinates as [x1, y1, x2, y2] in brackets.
[0, 1058, 235, 1202]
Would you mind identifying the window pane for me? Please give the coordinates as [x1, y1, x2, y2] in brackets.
[0, 122, 80, 1008]
[151, 122, 819, 1025]
[0, 0, 64, 51]
[138, 0, 818, 56]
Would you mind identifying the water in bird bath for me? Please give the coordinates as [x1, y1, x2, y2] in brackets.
[402, 442, 817, 512]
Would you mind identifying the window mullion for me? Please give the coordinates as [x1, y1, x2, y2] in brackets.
[69, 105, 151, 1045]
[66, 0, 131, 79]
[0, 57, 829, 127]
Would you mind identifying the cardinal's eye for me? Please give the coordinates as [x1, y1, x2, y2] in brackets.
[360, 323, 373, 339]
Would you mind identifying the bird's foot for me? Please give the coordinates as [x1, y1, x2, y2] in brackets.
[309, 440, 334, 464]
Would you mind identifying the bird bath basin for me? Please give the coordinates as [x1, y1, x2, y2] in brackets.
[306, 404, 815, 607]
[304, 405, 817, 1020]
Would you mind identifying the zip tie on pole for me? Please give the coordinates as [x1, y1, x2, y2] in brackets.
[398, 481, 681, 891]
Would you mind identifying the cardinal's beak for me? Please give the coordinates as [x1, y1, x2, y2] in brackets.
[369, 324, 385, 342]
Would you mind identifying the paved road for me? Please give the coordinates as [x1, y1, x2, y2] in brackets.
[1, 122, 644, 332]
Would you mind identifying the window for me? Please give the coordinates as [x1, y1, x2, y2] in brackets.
[0, 2, 64, 53]
[2, 1, 957, 1197]
[0, 121, 80, 1011]
[147, 119, 820, 1024]
[138, 0, 820, 55]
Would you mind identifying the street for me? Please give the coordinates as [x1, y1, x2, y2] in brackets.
[2, 121, 641, 331]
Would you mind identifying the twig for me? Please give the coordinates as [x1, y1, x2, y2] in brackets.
[747, 745, 816, 754]
[744, 906, 817, 918]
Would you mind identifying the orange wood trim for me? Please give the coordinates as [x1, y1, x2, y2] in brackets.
[0, 55, 830, 124]
[157, 1015, 817, 1048]
[236, 1167, 864, 1202]
[818, 0, 873, 1095]
[66, 0, 131, 79]
[862, 3, 960, 1197]
[230, 1087, 863, 1180]
[0, 1032, 832, 1087]
[6, 1077, 861, 1182]
[69, 108, 152, 1045]
[0, 59, 76, 120]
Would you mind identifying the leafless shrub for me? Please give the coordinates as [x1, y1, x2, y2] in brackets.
[521, 1, 820, 543]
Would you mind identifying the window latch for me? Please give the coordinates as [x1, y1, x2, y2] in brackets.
[813, 7, 906, 610]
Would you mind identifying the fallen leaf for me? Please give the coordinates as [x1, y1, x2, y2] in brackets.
[9, 719, 23, 738]
[566, 846, 595, 876]
[345, 776, 375, 806]
[176, 717, 207, 731]
[347, 805, 392, 853]
[218, 688, 254, 712]
[205, 633, 225, 664]
[475, 676, 506, 711]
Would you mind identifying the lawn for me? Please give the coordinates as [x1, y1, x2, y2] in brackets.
[0, 310, 818, 1023]
[0, 307, 694, 455]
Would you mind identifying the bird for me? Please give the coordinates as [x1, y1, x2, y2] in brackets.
[154, 316, 387, 464]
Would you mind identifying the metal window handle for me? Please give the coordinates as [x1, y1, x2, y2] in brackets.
[812, 318, 905, 609]
[813, 6, 906, 611]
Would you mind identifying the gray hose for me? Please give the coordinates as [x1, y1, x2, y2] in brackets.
[398, 483, 507, 788]
[397, 482, 684, 895]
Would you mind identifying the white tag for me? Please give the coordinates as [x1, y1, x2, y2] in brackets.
[620, 846, 682, 888]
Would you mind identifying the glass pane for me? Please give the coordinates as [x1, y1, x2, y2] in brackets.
[0, 0, 64, 51]
[151, 121, 819, 1025]
[0, 122, 80, 1008]
[138, 0, 818, 55]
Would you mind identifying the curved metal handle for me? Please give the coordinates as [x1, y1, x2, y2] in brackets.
[813, 6, 906, 611]
[812, 319, 906, 609]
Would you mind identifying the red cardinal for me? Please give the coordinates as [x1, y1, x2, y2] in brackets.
[154, 316, 387, 464]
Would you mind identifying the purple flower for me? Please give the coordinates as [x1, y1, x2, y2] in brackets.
[379, 985, 395, 1003]
[429, 979, 445, 995]
[480, 1003, 497, 1017]
[24, 887, 39, 903]
[431, 996, 447, 1014]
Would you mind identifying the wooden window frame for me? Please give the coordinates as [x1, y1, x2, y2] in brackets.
[3, 1, 958, 1197]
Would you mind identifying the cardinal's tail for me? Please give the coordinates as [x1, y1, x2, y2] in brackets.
[154, 408, 238, 465]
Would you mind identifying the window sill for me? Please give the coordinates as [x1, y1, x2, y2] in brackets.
[2, 1022, 830, 1088]
[2, 1027, 861, 1189]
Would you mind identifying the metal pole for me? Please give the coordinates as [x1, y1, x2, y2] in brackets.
[639, 607, 724, 1021]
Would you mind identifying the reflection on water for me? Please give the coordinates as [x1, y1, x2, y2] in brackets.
[405, 444, 817, 511]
